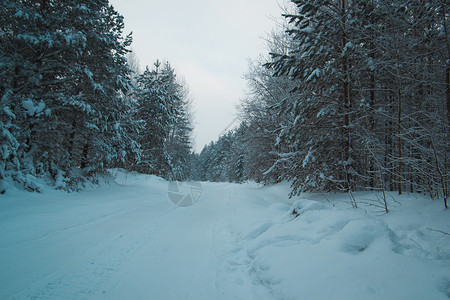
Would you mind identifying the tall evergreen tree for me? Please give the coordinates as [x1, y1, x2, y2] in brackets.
[266, 0, 362, 193]
[160, 62, 193, 181]
[0, 0, 137, 191]
[130, 60, 193, 180]
[133, 62, 175, 177]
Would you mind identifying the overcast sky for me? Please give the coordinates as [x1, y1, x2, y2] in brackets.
[109, 0, 286, 152]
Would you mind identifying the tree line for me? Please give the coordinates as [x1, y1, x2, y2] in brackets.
[0, 1, 192, 192]
[2, 0, 448, 209]
[193, 0, 449, 209]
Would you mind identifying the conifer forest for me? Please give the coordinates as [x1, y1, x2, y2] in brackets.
[1, 0, 449, 208]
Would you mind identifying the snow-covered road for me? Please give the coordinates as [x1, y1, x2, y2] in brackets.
[0, 174, 271, 299]
[1, 171, 449, 299]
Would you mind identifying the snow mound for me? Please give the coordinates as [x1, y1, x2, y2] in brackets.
[335, 218, 396, 254]
[217, 194, 449, 300]
[288, 198, 331, 217]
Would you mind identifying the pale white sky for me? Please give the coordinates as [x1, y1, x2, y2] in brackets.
[109, 0, 286, 152]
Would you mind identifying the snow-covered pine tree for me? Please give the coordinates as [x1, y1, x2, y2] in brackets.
[0, 0, 137, 191]
[159, 62, 193, 181]
[252, 0, 448, 207]
[0, 0, 58, 191]
[193, 142, 215, 181]
[129, 60, 193, 180]
[193, 132, 234, 183]
[266, 0, 363, 194]
[225, 124, 247, 183]
[132, 62, 176, 177]
[73, 2, 136, 175]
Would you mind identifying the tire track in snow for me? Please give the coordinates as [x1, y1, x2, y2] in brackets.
[9, 204, 175, 299]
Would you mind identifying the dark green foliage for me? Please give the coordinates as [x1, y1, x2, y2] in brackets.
[129, 61, 193, 180]
[201, 0, 449, 208]
[0, 0, 139, 190]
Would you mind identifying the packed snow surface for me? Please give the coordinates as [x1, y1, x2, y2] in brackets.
[1, 170, 449, 299]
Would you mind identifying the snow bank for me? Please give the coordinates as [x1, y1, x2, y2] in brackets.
[213, 191, 450, 300]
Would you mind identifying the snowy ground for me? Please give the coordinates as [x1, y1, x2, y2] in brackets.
[1, 170, 449, 299]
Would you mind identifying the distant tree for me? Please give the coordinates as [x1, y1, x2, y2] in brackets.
[126, 49, 141, 82]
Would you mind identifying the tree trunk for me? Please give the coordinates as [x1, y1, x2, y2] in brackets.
[445, 64, 450, 126]
[443, 1, 450, 127]
[341, 0, 351, 190]
[80, 142, 89, 169]
[389, 7, 403, 195]
[67, 120, 77, 163]
[397, 76, 402, 195]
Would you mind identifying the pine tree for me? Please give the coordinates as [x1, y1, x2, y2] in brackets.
[133, 62, 175, 176]
[243, 0, 448, 207]
[159, 62, 193, 180]
[0, 0, 136, 191]
[266, 0, 362, 193]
